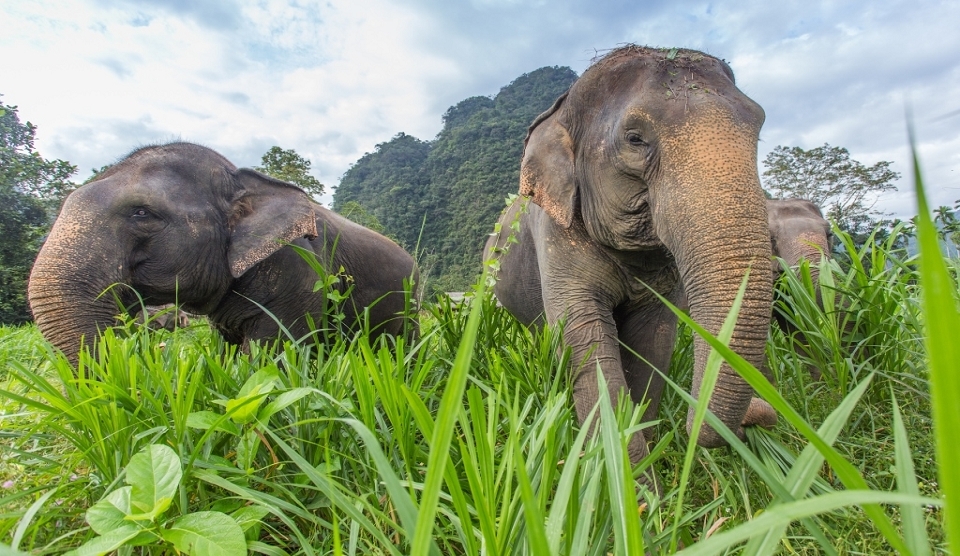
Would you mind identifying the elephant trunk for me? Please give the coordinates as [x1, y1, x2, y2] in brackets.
[654, 116, 773, 448]
[780, 234, 827, 307]
[28, 194, 125, 364]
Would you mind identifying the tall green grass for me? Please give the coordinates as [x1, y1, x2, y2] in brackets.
[0, 140, 954, 554]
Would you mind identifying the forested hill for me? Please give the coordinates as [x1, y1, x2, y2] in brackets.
[332, 66, 578, 293]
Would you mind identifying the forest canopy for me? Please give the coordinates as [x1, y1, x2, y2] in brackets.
[333, 66, 578, 293]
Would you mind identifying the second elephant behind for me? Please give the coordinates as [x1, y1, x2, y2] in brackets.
[29, 142, 419, 363]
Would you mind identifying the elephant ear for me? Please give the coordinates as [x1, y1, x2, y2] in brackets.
[519, 92, 578, 228]
[227, 168, 319, 278]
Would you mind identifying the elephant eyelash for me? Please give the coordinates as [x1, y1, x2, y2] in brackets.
[626, 133, 646, 146]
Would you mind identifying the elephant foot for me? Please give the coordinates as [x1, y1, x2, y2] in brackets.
[742, 397, 777, 429]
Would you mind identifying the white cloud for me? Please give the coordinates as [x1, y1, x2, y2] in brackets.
[2, 0, 957, 214]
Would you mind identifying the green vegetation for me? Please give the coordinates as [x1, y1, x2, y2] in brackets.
[0, 97, 76, 324]
[0, 206, 952, 553]
[0, 88, 954, 554]
[333, 66, 578, 292]
[762, 143, 900, 247]
[255, 146, 326, 200]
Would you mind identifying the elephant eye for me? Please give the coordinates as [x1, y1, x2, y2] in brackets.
[131, 207, 156, 220]
[626, 132, 645, 146]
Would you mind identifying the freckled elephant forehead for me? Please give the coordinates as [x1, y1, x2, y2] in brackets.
[659, 110, 760, 169]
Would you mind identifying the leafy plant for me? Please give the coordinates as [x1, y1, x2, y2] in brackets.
[66, 444, 248, 556]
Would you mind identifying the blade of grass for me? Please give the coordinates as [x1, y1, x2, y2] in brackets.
[261, 429, 406, 556]
[411, 281, 487, 555]
[669, 271, 749, 553]
[676, 491, 941, 555]
[892, 391, 932, 556]
[510, 428, 551, 554]
[743, 374, 873, 555]
[10, 488, 58, 552]
[596, 373, 646, 555]
[544, 404, 598, 555]
[653, 283, 914, 553]
[909, 121, 960, 552]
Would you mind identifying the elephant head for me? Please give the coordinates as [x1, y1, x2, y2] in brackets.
[28, 142, 320, 362]
[766, 198, 834, 380]
[767, 197, 832, 283]
[514, 46, 774, 448]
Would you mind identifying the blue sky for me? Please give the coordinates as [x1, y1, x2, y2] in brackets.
[2, 0, 957, 216]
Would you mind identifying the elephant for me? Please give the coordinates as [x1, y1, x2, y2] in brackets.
[484, 46, 777, 485]
[767, 197, 832, 316]
[28, 142, 418, 363]
[766, 197, 833, 380]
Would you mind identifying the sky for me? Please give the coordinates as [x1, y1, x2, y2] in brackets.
[2, 0, 958, 217]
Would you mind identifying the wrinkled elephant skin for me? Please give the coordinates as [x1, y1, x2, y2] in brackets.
[29, 142, 418, 362]
[485, 46, 777, 490]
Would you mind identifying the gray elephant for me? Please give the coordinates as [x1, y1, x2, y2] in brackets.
[767, 197, 832, 314]
[766, 197, 833, 379]
[29, 142, 418, 362]
[484, 46, 777, 479]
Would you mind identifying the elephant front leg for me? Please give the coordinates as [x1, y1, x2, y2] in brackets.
[616, 300, 680, 442]
[554, 302, 657, 494]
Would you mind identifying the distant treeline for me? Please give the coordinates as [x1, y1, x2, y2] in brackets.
[332, 66, 578, 293]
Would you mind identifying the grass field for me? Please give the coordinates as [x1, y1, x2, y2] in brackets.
[0, 170, 956, 554]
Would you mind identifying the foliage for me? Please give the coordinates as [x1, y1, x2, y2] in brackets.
[255, 146, 325, 200]
[337, 200, 386, 234]
[1, 213, 951, 553]
[762, 143, 899, 246]
[0, 97, 77, 324]
[911, 131, 960, 553]
[65, 444, 247, 556]
[333, 67, 578, 292]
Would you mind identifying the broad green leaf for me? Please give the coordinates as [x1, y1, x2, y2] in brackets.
[86, 486, 133, 535]
[225, 387, 273, 425]
[186, 411, 240, 436]
[62, 524, 144, 556]
[224, 369, 280, 424]
[237, 368, 280, 399]
[257, 387, 314, 422]
[126, 444, 182, 522]
[231, 505, 270, 532]
[160, 512, 247, 556]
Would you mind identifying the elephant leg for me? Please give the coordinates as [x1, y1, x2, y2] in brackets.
[615, 301, 679, 442]
[557, 300, 663, 497]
